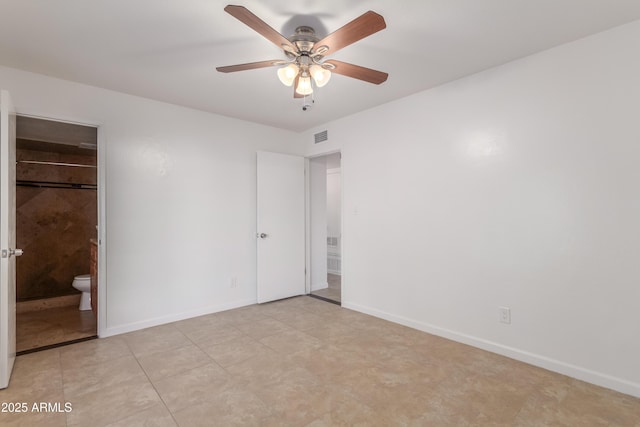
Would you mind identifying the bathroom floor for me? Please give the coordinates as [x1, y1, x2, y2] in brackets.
[311, 273, 341, 304]
[16, 305, 97, 353]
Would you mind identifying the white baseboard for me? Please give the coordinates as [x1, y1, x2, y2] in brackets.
[342, 301, 640, 399]
[100, 298, 256, 338]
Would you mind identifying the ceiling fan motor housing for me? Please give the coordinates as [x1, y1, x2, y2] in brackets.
[290, 26, 319, 54]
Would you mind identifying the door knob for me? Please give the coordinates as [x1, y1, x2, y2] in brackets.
[258, 233, 268, 239]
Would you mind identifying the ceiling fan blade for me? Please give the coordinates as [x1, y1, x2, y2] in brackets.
[313, 11, 386, 57]
[216, 60, 283, 73]
[224, 5, 296, 52]
[324, 60, 388, 84]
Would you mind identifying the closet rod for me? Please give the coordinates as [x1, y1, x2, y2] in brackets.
[17, 160, 96, 168]
[16, 180, 97, 190]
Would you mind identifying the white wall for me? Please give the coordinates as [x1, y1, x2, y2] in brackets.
[309, 156, 328, 290]
[0, 65, 303, 336]
[303, 21, 640, 397]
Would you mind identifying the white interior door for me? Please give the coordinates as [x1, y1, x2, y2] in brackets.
[257, 151, 305, 303]
[0, 90, 17, 389]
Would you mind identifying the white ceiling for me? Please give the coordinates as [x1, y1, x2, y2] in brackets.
[2, 1, 640, 132]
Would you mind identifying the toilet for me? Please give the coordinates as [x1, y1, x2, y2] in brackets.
[72, 274, 92, 311]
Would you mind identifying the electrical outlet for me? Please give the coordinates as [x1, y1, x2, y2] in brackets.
[499, 306, 511, 324]
[230, 276, 238, 288]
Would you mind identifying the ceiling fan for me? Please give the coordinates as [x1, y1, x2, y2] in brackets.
[216, 5, 388, 106]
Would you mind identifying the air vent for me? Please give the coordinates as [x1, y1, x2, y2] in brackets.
[314, 130, 328, 144]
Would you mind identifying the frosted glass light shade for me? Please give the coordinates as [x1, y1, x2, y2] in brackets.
[295, 76, 313, 95]
[277, 64, 299, 86]
[310, 64, 331, 87]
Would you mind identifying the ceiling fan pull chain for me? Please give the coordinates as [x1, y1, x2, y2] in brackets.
[302, 90, 314, 112]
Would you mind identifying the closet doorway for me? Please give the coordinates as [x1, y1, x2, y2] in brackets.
[309, 152, 342, 304]
[15, 116, 98, 353]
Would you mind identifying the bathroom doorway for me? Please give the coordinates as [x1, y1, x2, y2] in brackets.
[15, 116, 98, 353]
[309, 152, 342, 304]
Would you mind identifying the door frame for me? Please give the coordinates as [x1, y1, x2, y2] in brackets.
[0, 89, 17, 388]
[304, 150, 343, 301]
[14, 112, 107, 337]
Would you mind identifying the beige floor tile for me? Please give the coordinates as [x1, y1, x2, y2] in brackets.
[251, 301, 303, 319]
[0, 391, 68, 425]
[266, 308, 327, 331]
[234, 317, 294, 339]
[181, 323, 245, 348]
[312, 306, 373, 324]
[457, 374, 532, 424]
[209, 305, 269, 325]
[286, 344, 376, 384]
[332, 335, 416, 364]
[152, 362, 232, 413]
[309, 385, 395, 427]
[200, 335, 273, 368]
[223, 348, 292, 385]
[122, 324, 191, 357]
[248, 367, 330, 426]
[303, 320, 363, 344]
[549, 379, 640, 426]
[0, 409, 67, 427]
[172, 314, 231, 334]
[59, 336, 131, 370]
[103, 402, 177, 427]
[512, 376, 574, 426]
[0, 349, 64, 403]
[259, 328, 324, 355]
[66, 378, 162, 427]
[331, 364, 441, 422]
[299, 299, 344, 316]
[171, 383, 272, 427]
[3, 296, 639, 426]
[137, 344, 212, 381]
[10, 347, 61, 378]
[62, 354, 147, 399]
[262, 296, 312, 310]
[409, 399, 478, 427]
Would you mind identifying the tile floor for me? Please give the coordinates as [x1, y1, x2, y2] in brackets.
[16, 305, 97, 353]
[311, 274, 341, 304]
[1, 296, 639, 426]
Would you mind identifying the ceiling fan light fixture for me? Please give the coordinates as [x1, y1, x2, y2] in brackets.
[277, 63, 299, 86]
[217, 5, 388, 104]
[295, 75, 313, 95]
[310, 64, 331, 87]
